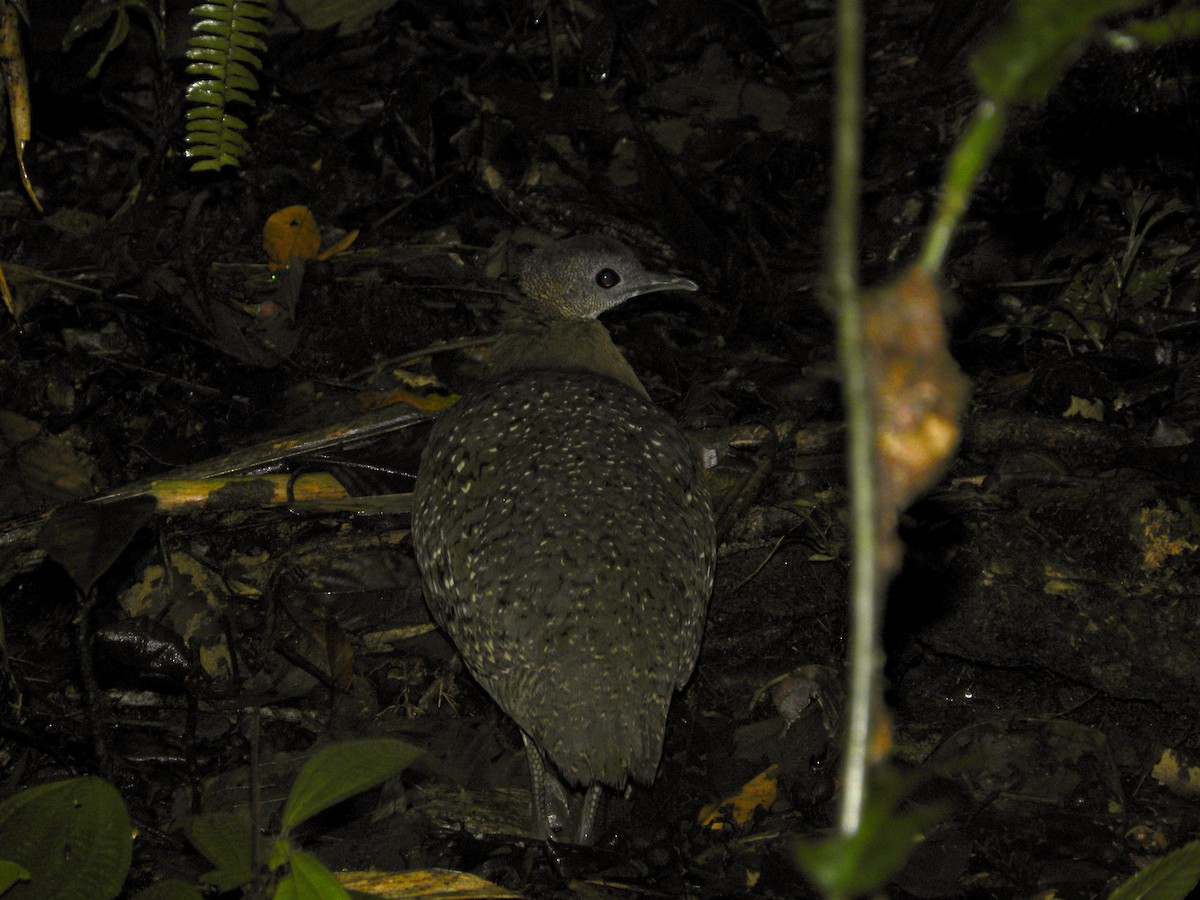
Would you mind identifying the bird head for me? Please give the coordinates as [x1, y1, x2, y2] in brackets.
[518, 235, 698, 320]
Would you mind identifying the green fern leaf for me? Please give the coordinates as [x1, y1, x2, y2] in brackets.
[184, 0, 272, 172]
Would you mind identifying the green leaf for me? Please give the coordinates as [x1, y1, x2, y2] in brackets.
[187, 811, 257, 892]
[189, 157, 239, 172]
[184, 60, 225, 76]
[192, 25, 233, 41]
[63, 2, 122, 53]
[125, 0, 168, 52]
[88, 8, 131, 80]
[189, 35, 265, 63]
[1116, 7, 1200, 45]
[185, 113, 250, 132]
[184, 102, 224, 118]
[184, 0, 271, 171]
[274, 850, 350, 900]
[1109, 841, 1200, 899]
[185, 119, 222, 135]
[280, 739, 424, 835]
[228, 46, 264, 65]
[185, 132, 251, 163]
[0, 860, 31, 893]
[224, 73, 261, 94]
[188, 33, 235, 49]
[189, 6, 234, 24]
[63, 0, 166, 71]
[971, 0, 1152, 102]
[185, 144, 245, 165]
[794, 772, 945, 896]
[0, 776, 132, 900]
[233, 2, 273, 20]
[231, 31, 268, 49]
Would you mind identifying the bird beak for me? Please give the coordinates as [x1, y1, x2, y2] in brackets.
[639, 274, 699, 297]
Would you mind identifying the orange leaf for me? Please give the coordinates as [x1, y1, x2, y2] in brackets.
[263, 205, 321, 271]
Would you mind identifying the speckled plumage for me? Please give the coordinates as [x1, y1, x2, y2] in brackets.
[412, 235, 714, 843]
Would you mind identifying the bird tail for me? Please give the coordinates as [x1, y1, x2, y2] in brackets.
[539, 685, 672, 789]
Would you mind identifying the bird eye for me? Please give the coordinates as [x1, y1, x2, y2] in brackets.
[595, 268, 621, 289]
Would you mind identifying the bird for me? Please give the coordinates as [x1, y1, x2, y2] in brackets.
[411, 234, 715, 845]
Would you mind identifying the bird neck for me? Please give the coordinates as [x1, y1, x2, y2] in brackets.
[488, 318, 650, 399]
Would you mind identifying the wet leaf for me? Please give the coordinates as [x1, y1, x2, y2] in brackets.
[36, 497, 156, 592]
[94, 618, 190, 687]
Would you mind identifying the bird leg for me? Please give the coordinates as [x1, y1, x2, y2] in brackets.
[575, 783, 606, 846]
[521, 733, 609, 845]
[522, 732, 571, 841]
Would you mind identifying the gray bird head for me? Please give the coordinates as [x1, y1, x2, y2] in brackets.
[518, 235, 699, 319]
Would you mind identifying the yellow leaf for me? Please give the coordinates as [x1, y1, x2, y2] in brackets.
[338, 866, 521, 898]
[698, 764, 780, 830]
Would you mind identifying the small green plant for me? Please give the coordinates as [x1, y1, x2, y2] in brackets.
[62, 0, 271, 172]
[1041, 186, 1185, 350]
[0, 737, 421, 899]
[62, 0, 167, 78]
[187, 737, 423, 898]
[184, 0, 272, 172]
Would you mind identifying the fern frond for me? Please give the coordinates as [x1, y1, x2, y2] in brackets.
[184, 0, 271, 172]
